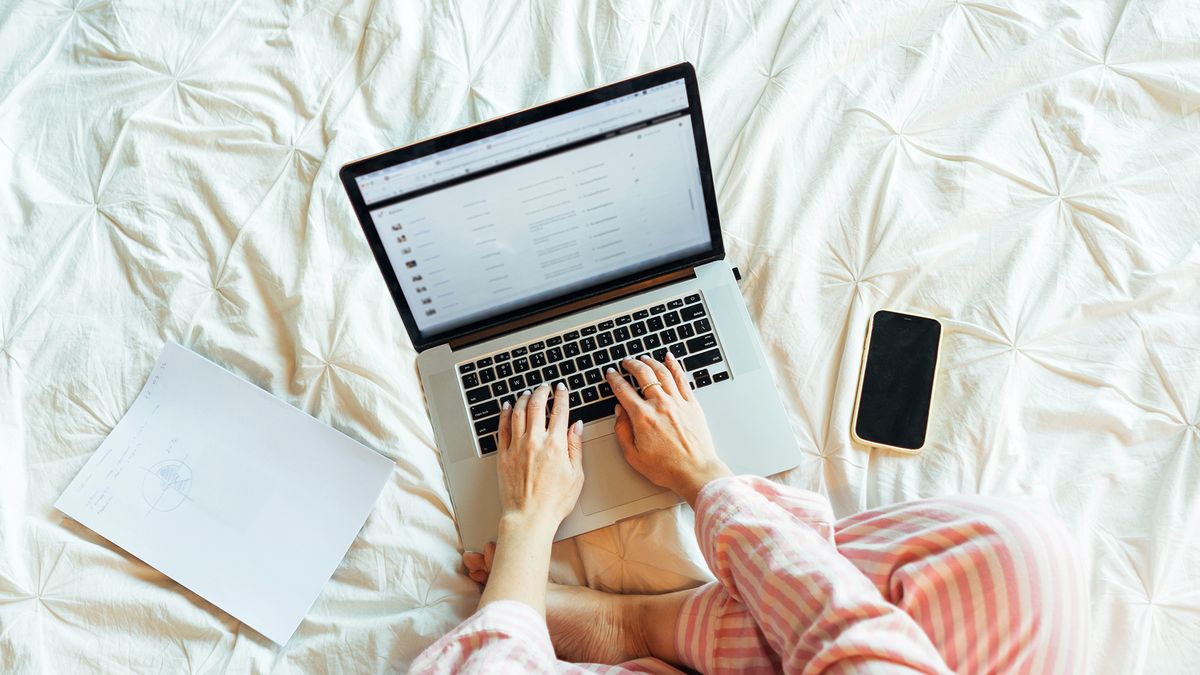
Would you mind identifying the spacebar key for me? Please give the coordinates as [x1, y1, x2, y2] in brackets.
[569, 399, 617, 426]
[683, 349, 722, 371]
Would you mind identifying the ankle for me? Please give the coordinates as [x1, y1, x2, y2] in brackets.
[632, 593, 681, 665]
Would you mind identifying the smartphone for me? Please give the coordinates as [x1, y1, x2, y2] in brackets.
[851, 310, 943, 454]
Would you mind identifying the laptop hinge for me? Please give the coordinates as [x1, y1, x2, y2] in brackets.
[448, 267, 697, 351]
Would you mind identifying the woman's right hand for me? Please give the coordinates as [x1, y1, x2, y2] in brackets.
[604, 354, 732, 507]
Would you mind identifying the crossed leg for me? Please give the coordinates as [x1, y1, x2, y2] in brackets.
[464, 493, 1088, 673]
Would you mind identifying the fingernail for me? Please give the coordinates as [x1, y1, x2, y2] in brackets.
[522, 389, 531, 397]
[640, 355, 650, 361]
[556, 382, 566, 391]
[666, 352, 675, 361]
[572, 420, 583, 434]
[538, 382, 549, 389]
[502, 401, 511, 410]
[605, 367, 615, 374]
[622, 357, 632, 363]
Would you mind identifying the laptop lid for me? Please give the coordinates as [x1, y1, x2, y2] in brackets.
[339, 62, 724, 352]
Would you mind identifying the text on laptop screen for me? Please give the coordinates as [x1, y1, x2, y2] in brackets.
[355, 78, 712, 336]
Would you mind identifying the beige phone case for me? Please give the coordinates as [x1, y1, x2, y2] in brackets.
[850, 309, 943, 454]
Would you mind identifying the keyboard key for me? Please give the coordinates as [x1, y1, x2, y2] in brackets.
[633, 309, 649, 320]
[547, 346, 564, 362]
[543, 364, 560, 380]
[631, 322, 648, 337]
[576, 354, 594, 370]
[569, 391, 582, 407]
[495, 352, 511, 363]
[479, 435, 497, 455]
[684, 349, 723, 371]
[470, 400, 499, 420]
[530, 341, 546, 351]
[647, 316, 664, 331]
[479, 368, 496, 384]
[686, 334, 717, 352]
[466, 385, 491, 404]
[581, 325, 597, 336]
[713, 371, 730, 383]
[684, 293, 701, 304]
[526, 370, 544, 386]
[599, 320, 615, 330]
[614, 326, 630, 341]
[500, 394, 516, 409]
[644, 333, 662, 349]
[694, 370, 713, 388]
[508, 375, 526, 390]
[582, 386, 600, 403]
[514, 357, 530, 373]
[496, 362, 513, 378]
[695, 318, 712, 333]
[568, 373, 586, 389]
[568, 399, 619, 426]
[678, 322, 696, 339]
[652, 348, 668, 361]
[615, 315, 633, 325]
[513, 346, 528, 356]
[664, 311, 681, 327]
[564, 330, 580, 341]
[530, 352, 547, 368]
[559, 359, 577, 375]
[668, 299, 684, 309]
[610, 344, 628, 360]
[594, 349, 612, 365]
[477, 356, 494, 368]
[681, 304, 705, 321]
[597, 332, 614, 347]
[669, 342, 686, 358]
[585, 368, 603, 385]
[660, 328, 678, 344]
[627, 338, 643, 354]
[459, 363, 476, 374]
[580, 336, 597, 352]
[551, 378, 567, 392]
[475, 416, 499, 436]
[461, 372, 479, 388]
[491, 381, 508, 396]
[564, 342, 581, 358]
[547, 335, 563, 346]
[598, 382, 613, 398]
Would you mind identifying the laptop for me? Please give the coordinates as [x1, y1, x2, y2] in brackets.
[340, 62, 799, 551]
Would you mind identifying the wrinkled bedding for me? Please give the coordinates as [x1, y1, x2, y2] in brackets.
[2, 0, 1198, 672]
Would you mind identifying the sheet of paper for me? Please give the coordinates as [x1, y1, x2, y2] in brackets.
[55, 342, 395, 644]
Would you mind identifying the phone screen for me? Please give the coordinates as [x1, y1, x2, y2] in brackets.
[854, 311, 942, 450]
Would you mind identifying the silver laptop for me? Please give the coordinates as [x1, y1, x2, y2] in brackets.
[340, 62, 799, 551]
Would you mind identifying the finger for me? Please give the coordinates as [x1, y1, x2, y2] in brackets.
[526, 383, 552, 434]
[605, 366, 652, 417]
[498, 401, 513, 449]
[548, 381, 570, 434]
[613, 405, 637, 457]
[463, 550, 484, 573]
[511, 389, 530, 440]
[567, 419, 584, 470]
[483, 541, 497, 572]
[664, 352, 693, 400]
[641, 355, 679, 397]
[469, 570, 489, 584]
[621, 357, 664, 395]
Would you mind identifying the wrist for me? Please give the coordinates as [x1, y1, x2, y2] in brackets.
[498, 509, 559, 540]
[677, 461, 733, 508]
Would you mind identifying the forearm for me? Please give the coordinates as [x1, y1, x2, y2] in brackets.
[478, 513, 556, 615]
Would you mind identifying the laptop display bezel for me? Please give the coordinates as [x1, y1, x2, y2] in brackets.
[338, 62, 724, 353]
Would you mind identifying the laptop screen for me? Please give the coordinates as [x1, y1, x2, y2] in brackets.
[353, 76, 714, 338]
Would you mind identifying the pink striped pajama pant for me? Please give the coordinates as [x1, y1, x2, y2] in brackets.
[411, 476, 1087, 673]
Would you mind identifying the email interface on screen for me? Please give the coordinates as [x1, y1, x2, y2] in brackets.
[356, 78, 712, 337]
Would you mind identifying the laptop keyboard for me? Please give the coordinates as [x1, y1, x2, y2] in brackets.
[458, 292, 731, 455]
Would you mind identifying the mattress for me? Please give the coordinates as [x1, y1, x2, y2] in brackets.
[2, 0, 1197, 672]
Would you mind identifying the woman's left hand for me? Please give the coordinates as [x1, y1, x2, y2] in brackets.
[496, 383, 584, 530]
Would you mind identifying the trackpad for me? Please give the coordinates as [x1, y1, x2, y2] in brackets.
[580, 433, 667, 515]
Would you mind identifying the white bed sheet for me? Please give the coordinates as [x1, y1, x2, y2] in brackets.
[2, 1, 1198, 672]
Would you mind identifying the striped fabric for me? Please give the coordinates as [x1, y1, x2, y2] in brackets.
[411, 477, 1087, 674]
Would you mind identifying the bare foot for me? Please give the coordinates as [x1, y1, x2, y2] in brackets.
[546, 582, 650, 664]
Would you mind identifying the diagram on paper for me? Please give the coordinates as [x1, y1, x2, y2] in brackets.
[142, 458, 193, 513]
